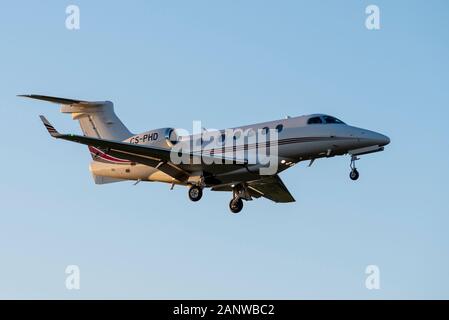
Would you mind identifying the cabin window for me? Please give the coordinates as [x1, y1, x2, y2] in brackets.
[307, 117, 323, 124]
[276, 124, 284, 132]
[202, 135, 214, 146]
[262, 127, 269, 134]
[219, 133, 226, 144]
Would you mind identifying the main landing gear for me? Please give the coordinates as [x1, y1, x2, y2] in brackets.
[229, 184, 251, 214]
[188, 185, 203, 202]
[349, 155, 360, 181]
[187, 183, 250, 214]
[229, 198, 244, 214]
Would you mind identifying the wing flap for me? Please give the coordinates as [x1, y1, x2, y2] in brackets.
[211, 175, 296, 203]
[247, 175, 295, 203]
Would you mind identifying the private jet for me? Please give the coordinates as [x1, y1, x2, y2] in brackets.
[20, 94, 390, 213]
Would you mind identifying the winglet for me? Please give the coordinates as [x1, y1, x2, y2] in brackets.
[39, 115, 61, 137]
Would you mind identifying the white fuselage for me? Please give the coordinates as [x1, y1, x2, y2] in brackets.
[89, 114, 390, 186]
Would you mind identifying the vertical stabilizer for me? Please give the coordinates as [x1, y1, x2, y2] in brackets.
[19, 94, 133, 141]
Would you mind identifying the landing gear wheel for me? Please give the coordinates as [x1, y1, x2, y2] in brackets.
[188, 186, 203, 202]
[349, 156, 360, 181]
[350, 169, 360, 181]
[229, 198, 244, 214]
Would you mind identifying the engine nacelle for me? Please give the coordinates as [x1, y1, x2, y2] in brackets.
[124, 127, 180, 148]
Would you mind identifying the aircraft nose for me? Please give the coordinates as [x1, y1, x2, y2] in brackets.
[382, 134, 391, 146]
[370, 132, 390, 147]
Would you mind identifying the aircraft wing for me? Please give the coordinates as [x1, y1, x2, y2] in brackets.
[212, 175, 296, 203]
[247, 175, 296, 203]
[39, 116, 246, 182]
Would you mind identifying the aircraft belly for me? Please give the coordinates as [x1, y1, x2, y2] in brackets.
[89, 161, 183, 184]
[279, 140, 348, 159]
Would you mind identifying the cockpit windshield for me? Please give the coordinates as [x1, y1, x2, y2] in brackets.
[307, 115, 345, 125]
[322, 116, 345, 124]
[307, 117, 323, 124]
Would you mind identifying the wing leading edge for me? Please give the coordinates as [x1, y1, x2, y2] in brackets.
[39, 116, 247, 182]
[39, 115, 192, 181]
[40, 116, 295, 202]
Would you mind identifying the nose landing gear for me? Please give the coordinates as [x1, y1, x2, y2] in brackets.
[350, 168, 359, 181]
[349, 156, 360, 181]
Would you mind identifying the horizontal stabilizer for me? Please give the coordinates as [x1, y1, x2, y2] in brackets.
[18, 94, 105, 106]
[21, 94, 132, 141]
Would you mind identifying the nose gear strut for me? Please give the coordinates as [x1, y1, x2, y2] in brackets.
[349, 155, 360, 181]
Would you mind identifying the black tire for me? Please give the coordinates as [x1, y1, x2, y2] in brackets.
[350, 169, 360, 181]
[229, 198, 244, 214]
[188, 186, 203, 202]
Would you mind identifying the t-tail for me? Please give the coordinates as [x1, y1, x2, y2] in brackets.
[18, 94, 134, 159]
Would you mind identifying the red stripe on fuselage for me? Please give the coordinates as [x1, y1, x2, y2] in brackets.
[89, 146, 131, 163]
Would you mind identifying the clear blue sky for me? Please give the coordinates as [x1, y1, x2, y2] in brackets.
[0, 0, 448, 299]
